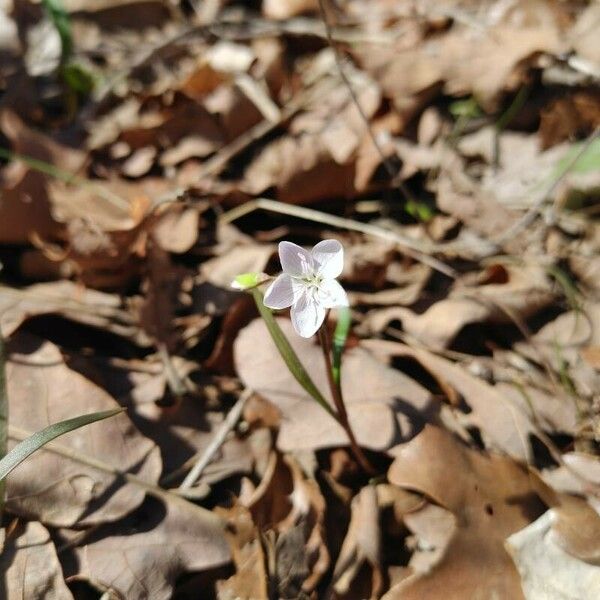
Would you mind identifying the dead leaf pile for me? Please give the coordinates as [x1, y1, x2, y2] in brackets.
[0, 0, 599, 597]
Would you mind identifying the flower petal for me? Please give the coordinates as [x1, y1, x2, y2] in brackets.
[279, 241, 314, 277]
[312, 239, 344, 278]
[291, 291, 326, 338]
[263, 274, 304, 309]
[318, 278, 348, 308]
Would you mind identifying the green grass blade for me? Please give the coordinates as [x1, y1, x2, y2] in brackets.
[250, 288, 336, 418]
[0, 408, 124, 482]
[42, 0, 72, 62]
[0, 333, 7, 515]
[332, 306, 351, 386]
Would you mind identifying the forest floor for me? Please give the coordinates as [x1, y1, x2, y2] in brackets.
[0, 1, 599, 598]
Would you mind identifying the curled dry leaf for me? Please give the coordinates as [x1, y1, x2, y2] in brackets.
[241, 55, 382, 202]
[0, 521, 73, 600]
[363, 339, 537, 461]
[216, 504, 269, 600]
[0, 280, 146, 344]
[516, 302, 600, 398]
[384, 425, 546, 600]
[355, 0, 565, 113]
[332, 484, 384, 598]
[506, 508, 600, 600]
[74, 497, 230, 600]
[218, 452, 328, 598]
[235, 318, 435, 453]
[542, 452, 600, 515]
[361, 263, 555, 348]
[6, 334, 162, 527]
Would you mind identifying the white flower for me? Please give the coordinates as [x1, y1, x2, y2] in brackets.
[263, 239, 348, 338]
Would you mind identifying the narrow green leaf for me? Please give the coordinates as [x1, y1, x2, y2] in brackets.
[0, 408, 124, 482]
[250, 288, 336, 418]
[42, 0, 72, 63]
[0, 333, 7, 515]
[332, 306, 351, 386]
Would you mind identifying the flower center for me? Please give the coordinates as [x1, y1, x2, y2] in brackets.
[302, 273, 323, 289]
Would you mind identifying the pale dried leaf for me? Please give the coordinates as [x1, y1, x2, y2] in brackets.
[0, 521, 73, 600]
[384, 425, 545, 599]
[6, 335, 162, 527]
[506, 509, 600, 600]
[235, 318, 434, 452]
[75, 497, 230, 600]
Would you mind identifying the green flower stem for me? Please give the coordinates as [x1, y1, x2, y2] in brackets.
[0, 333, 7, 520]
[250, 288, 336, 419]
[332, 306, 351, 387]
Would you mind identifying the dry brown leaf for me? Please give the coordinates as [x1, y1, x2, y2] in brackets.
[235, 318, 435, 453]
[6, 334, 162, 527]
[0, 521, 73, 600]
[121, 146, 156, 178]
[151, 204, 201, 254]
[357, 2, 566, 112]
[516, 302, 600, 399]
[218, 452, 329, 597]
[74, 497, 230, 600]
[362, 339, 536, 461]
[263, 0, 317, 19]
[84, 357, 253, 483]
[403, 501, 456, 575]
[539, 91, 600, 149]
[384, 425, 546, 599]
[241, 57, 381, 201]
[542, 452, 600, 515]
[201, 244, 275, 289]
[568, 2, 600, 66]
[332, 485, 383, 598]
[362, 262, 555, 348]
[0, 280, 145, 343]
[216, 505, 269, 600]
[0, 111, 85, 244]
[435, 150, 522, 245]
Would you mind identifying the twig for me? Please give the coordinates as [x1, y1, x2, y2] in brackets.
[494, 127, 600, 246]
[219, 198, 457, 278]
[318, 325, 376, 475]
[7, 425, 224, 528]
[177, 388, 252, 491]
[316, 0, 414, 204]
[157, 342, 188, 398]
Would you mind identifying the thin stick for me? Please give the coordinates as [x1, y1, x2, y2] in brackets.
[318, 326, 376, 475]
[177, 388, 252, 490]
[220, 198, 456, 278]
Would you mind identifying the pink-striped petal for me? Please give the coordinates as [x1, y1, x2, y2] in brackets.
[279, 241, 314, 277]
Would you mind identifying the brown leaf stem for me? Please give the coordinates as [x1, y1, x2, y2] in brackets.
[318, 324, 377, 476]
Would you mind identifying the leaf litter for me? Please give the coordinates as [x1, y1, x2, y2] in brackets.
[0, 0, 599, 597]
